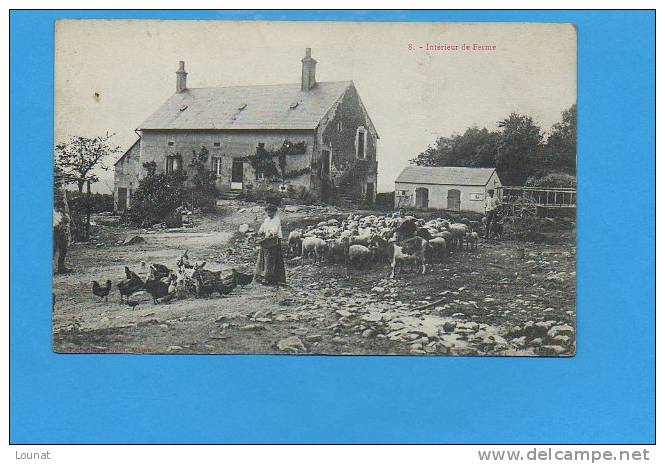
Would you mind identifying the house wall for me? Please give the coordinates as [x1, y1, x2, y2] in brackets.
[394, 182, 496, 214]
[315, 84, 378, 203]
[113, 141, 141, 211]
[138, 130, 316, 192]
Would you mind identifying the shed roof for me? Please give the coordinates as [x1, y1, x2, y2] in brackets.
[395, 166, 497, 186]
[138, 81, 353, 131]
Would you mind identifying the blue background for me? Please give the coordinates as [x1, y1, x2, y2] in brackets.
[10, 10, 655, 444]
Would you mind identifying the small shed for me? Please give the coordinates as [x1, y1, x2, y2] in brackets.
[394, 166, 502, 213]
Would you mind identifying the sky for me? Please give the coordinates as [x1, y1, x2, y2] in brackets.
[55, 20, 577, 193]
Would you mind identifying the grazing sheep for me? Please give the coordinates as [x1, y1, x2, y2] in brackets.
[348, 244, 372, 267]
[448, 223, 468, 251]
[428, 237, 448, 262]
[301, 237, 328, 266]
[465, 231, 479, 250]
[287, 229, 303, 257]
[328, 236, 351, 265]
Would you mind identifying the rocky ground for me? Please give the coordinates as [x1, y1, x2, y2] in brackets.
[52, 201, 576, 356]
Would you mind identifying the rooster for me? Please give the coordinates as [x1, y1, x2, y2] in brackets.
[118, 266, 144, 303]
[92, 280, 112, 302]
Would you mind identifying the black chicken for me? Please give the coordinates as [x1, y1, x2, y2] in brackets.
[150, 263, 172, 279]
[194, 269, 236, 297]
[144, 269, 176, 304]
[92, 280, 112, 302]
[118, 266, 144, 303]
[232, 269, 254, 288]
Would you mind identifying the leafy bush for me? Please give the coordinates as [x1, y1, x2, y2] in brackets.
[122, 170, 188, 227]
[187, 146, 218, 211]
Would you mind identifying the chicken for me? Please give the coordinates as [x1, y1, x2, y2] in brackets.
[118, 266, 144, 303]
[92, 280, 112, 302]
[150, 263, 172, 280]
[144, 268, 177, 304]
[192, 263, 236, 297]
[232, 269, 254, 287]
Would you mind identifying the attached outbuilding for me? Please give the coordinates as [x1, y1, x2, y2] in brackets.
[394, 166, 502, 213]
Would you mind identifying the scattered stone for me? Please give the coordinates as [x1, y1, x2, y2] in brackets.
[277, 336, 307, 353]
[238, 224, 250, 233]
[548, 324, 574, 338]
[123, 235, 145, 245]
[239, 324, 265, 331]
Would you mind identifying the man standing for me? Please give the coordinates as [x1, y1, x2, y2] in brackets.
[53, 167, 72, 274]
[485, 189, 499, 239]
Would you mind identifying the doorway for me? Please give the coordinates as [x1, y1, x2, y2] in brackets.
[117, 187, 127, 211]
[415, 187, 429, 209]
[447, 189, 461, 211]
[231, 159, 243, 190]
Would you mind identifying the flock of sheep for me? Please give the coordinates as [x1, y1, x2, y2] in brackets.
[286, 212, 481, 279]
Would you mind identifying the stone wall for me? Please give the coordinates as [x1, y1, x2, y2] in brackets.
[113, 140, 141, 211]
[316, 84, 378, 202]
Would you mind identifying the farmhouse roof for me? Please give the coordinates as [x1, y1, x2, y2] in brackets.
[395, 166, 497, 186]
[138, 81, 353, 131]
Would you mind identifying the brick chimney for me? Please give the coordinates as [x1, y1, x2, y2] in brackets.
[176, 61, 187, 93]
[301, 48, 317, 91]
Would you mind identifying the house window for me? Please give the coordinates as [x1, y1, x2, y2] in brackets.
[166, 155, 181, 174]
[213, 142, 221, 147]
[167, 141, 175, 146]
[337, 120, 343, 132]
[212, 157, 223, 176]
[356, 127, 367, 159]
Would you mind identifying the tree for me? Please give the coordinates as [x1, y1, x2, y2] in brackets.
[54, 133, 120, 193]
[545, 104, 576, 175]
[54, 133, 121, 240]
[495, 113, 543, 185]
[411, 127, 499, 168]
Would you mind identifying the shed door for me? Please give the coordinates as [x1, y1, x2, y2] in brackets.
[415, 187, 429, 209]
[447, 189, 461, 211]
[231, 159, 243, 190]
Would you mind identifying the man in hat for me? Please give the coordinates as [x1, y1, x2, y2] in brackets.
[484, 189, 500, 239]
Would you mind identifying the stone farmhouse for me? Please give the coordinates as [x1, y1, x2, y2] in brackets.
[113, 49, 379, 211]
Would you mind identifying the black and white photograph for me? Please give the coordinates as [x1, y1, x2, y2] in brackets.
[52, 20, 577, 356]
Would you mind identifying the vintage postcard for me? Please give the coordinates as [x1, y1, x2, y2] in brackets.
[52, 20, 577, 355]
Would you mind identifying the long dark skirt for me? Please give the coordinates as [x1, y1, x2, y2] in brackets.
[255, 239, 286, 284]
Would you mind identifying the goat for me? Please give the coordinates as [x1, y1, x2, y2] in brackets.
[390, 236, 431, 279]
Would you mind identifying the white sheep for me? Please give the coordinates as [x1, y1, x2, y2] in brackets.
[348, 244, 372, 267]
[301, 237, 328, 266]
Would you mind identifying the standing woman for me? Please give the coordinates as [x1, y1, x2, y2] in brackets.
[255, 203, 286, 285]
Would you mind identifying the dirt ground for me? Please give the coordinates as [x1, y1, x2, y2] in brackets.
[52, 201, 576, 356]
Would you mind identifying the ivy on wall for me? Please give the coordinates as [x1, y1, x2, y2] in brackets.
[248, 140, 308, 180]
